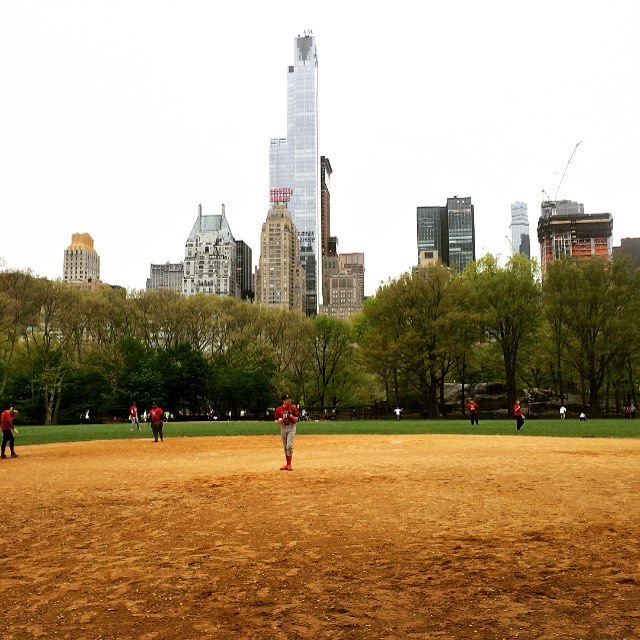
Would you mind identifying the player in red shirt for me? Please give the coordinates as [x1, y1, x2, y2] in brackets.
[129, 402, 140, 431]
[1, 402, 19, 459]
[467, 399, 479, 426]
[273, 394, 299, 471]
[149, 402, 164, 442]
[514, 400, 525, 431]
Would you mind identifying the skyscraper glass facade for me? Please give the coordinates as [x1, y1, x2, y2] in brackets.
[417, 206, 443, 258]
[446, 197, 475, 271]
[269, 34, 319, 316]
[510, 202, 530, 257]
[416, 197, 475, 271]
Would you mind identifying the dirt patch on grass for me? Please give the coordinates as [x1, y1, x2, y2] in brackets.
[1, 433, 639, 639]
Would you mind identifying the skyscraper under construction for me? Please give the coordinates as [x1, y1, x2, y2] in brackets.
[537, 200, 613, 275]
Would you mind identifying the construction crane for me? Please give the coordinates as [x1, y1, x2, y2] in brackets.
[554, 141, 582, 201]
[505, 235, 516, 255]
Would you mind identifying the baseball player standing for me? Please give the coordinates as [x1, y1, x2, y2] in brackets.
[149, 402, 164, 442]
[514, 399, 525, 431]
[273, 394, 299, 471]
[129, 402, 140, 431]
[1, 402, 19, 459]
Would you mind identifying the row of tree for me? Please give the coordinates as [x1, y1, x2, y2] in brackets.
[1, 253, 639, 423]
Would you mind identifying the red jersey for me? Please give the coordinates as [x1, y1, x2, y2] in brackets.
[513, 403, 522, 417]
[1, 409, 13, 431]
[149, 407, 163, 423]
[274, 403, 299, 426]
[130, 405, 138, 418]
[467, 401, 478, 414]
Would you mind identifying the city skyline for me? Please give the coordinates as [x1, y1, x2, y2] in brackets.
[1, 0, 638, 295]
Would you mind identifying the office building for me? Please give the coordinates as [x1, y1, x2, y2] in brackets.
[510, 202, 530, 257]
[319, 272, 363, 319]
[338, 253, 365, 301]
[320, 156, 333, 259]
[537, 199, 613, 275]
[269, 32, 319, 316]
[63, 232, 101, 289]
[183, 204, 238, 297]
[613, 238, 640, 270]
[320, 155, 339, 305]
[235, 240, 254, 301]
[146, 262, 184, 292]
[417, 197, 475, 271]
[254, 193, 305, 311]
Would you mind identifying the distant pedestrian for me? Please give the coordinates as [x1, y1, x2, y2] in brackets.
[467, 399, 479, 425]
[579, 411, 587, 422]
[1, 402, 19, 459]
[393, 407, 403, 421]
[625, 405, 631, 419]
[149, 402, 164, 442]
[631, 404, 637, 419]
[514, 400, 525, 431]
[559, 405, 567, 420]
[130, 402, 140, 430]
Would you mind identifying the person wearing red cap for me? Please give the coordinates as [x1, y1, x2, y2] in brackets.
[273, 394, 299, 471]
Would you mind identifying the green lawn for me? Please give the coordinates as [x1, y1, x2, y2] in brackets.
[8, 417, 640, 446]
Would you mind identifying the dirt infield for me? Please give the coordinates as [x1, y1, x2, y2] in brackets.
[1, 434, 639, 640]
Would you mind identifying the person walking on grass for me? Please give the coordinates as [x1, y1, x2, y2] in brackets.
[274, 394, 299, 471]
[514, 399, 525, 431]
[1, 402, 19, 459]
[149, 402, 164, 443]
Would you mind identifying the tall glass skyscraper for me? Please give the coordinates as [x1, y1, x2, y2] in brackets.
[446, 197, 475, 271]
[416, 197, 475, 271]
[510, 202, 530, 257]
[269, 33, 319, 316]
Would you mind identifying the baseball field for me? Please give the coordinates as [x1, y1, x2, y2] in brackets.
[1, 429, 639, 639]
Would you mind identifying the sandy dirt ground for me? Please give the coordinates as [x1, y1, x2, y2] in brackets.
[0, 432, 639, 640]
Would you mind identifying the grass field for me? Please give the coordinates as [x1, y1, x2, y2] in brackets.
[10, 416, 640, 445]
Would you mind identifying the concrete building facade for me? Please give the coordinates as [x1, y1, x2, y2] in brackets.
[183, 204, 238, 297]
[254, 201, 305, 312]
[613, 237, 640, 270]
[146, 262, 184, 292]
[319, 272, 363, 320]
[63, 232, 101, 289]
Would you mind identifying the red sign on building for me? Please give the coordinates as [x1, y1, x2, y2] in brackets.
[270, 188, 292, 204]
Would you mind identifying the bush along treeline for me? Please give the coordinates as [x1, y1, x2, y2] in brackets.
[1, 253, 639, 424]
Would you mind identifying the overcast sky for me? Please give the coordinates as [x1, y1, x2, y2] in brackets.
[1, 0, 638, 295]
